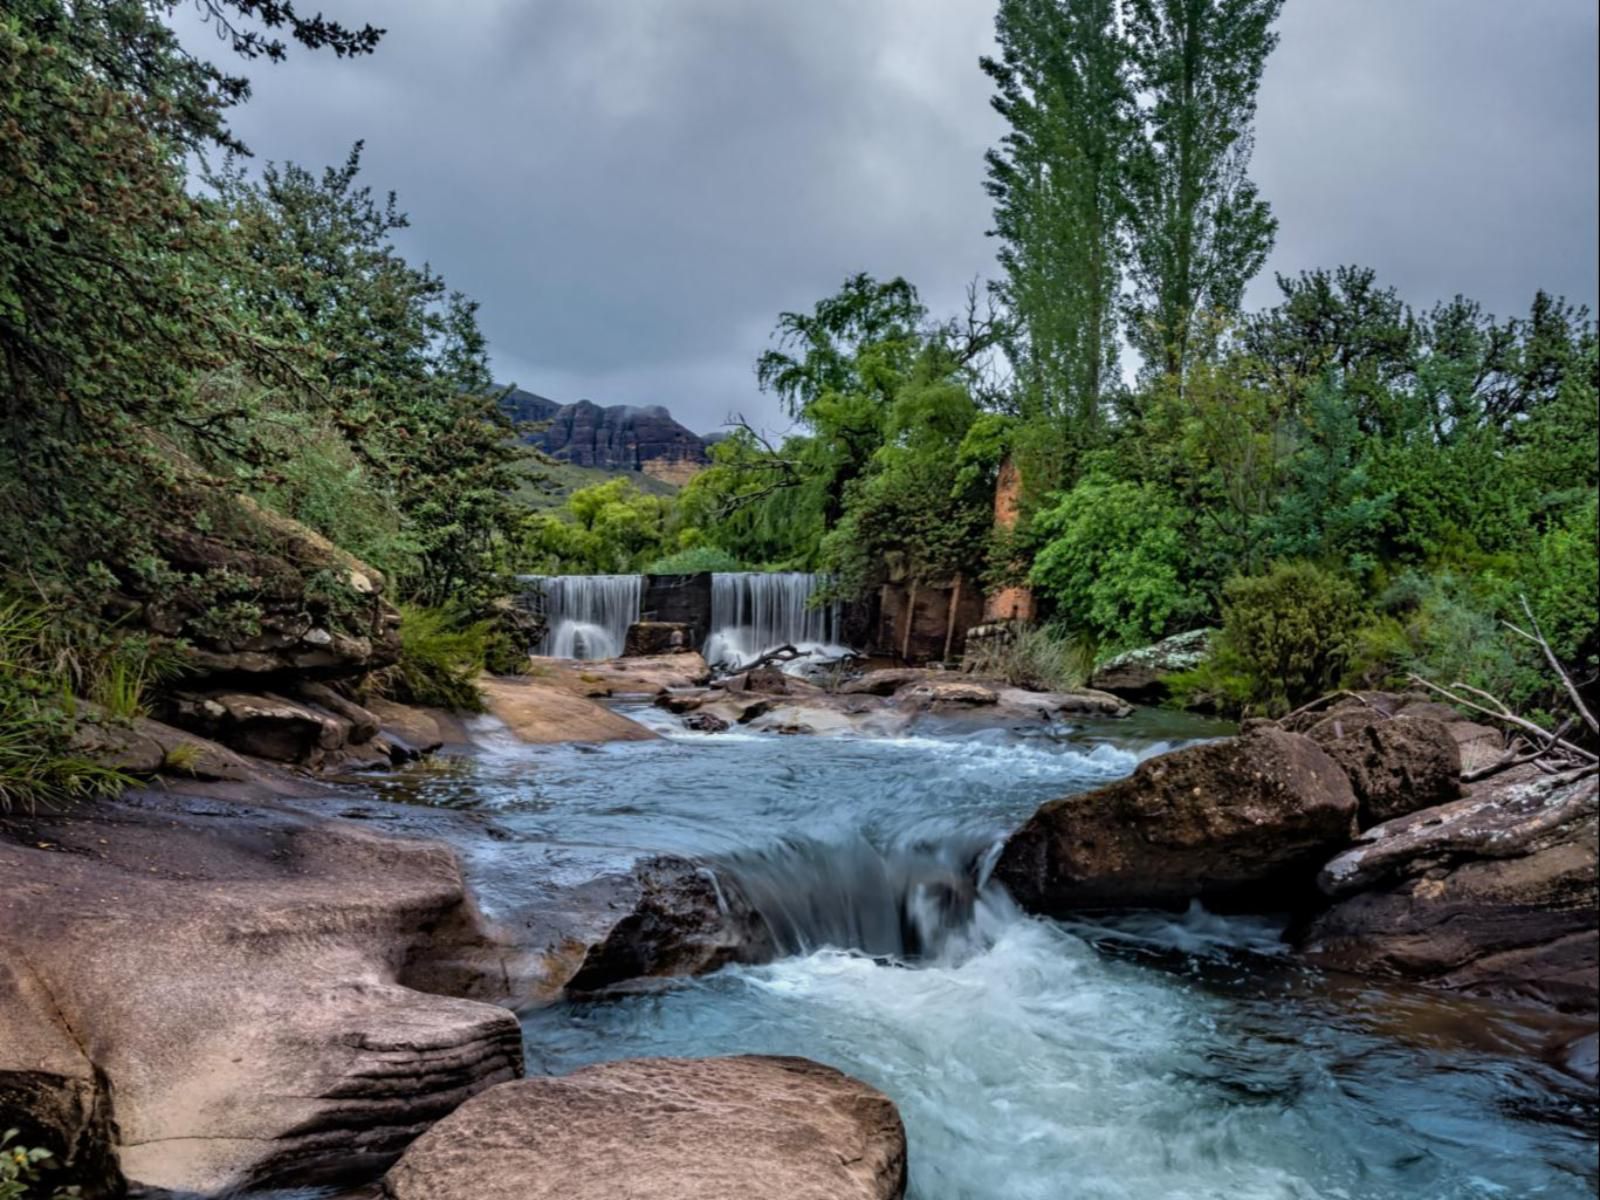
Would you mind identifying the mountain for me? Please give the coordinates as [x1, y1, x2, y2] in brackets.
[500, 388, 709, 486]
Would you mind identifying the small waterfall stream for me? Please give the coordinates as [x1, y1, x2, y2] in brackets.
[527, 574, 643, 659]
[704, 571, 843, 669]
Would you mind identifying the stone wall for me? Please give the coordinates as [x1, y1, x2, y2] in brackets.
[641, 573, 713, 647]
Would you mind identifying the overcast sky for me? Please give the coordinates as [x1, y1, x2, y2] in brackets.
[184, 1, 1599, 437]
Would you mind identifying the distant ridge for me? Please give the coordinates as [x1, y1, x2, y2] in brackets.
[500, 387, 709, 486]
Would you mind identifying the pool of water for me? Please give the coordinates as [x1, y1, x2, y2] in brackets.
[365, 706, 1597, 1199]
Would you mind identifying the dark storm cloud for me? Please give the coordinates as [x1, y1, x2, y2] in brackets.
[183, 1, 1597, 435]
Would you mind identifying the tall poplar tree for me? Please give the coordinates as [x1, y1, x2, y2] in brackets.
[1122, 0, 1282, 384]
[983, 0, 1131, 460]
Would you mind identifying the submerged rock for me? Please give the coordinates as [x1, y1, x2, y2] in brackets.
[381, 1055, 908, 1200]
[1300, 766, 1598, 1013]
[994, 727, 1358, 911]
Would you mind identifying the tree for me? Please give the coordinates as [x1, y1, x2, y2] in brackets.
[1122, 0, 1281, 383]
[983, 0, 1131, 462]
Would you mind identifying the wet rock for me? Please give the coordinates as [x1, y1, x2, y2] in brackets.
[624, 621, 694, 657]
[655, 689, 712, 714]
[531, 652, 713, 696]
[1089, 628, 1214, 703]
[0, 797, 525, 1194]
[479, 676, 658, 744]
[564, 856, 774, 994]
[683, 712, 730, 733]
[1312, 716, 1462, 828]
[994, 727, 1358, 911]
[840, 668, 930, 696]
[991, 686, 1132, 718]
[381, 1055, 907, 1200]
[1301, 766, 1598, 1013]
[364, 696, 472, 754]
[898, 680, 999, 708]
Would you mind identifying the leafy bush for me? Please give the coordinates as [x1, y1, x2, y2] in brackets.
[962, 625, 1092, 692]
[1186, 562, 1363, 715]
[1, 1127, 80, 1199]
[645, 545, 746, 574]
[1028, 475, 1209, 651]
[373, 605, 488, 713]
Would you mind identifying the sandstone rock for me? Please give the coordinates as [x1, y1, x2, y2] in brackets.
[166, 689, 349, 763]
[994, 727, 1358, 911]
[381, 1055, 907, 1200]
[364, 696, 472, 754]
[840, 668, 930, 696]
[1300, 767, 1598, 1013]
[563, 856, 774, 994]
[1313, 715, 1462, 827]
[624, 621, 694, 656]
[297, 680, 381, 743]
[991, 686, 1133, 718]
[0, 797, 525, 1194]
[531, 652, 713, 697]
[1089, 628, 1214, 702]
[898, 680, 999, 708]
[479, 676, 658, 744]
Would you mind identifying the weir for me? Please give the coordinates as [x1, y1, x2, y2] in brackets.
[521, 571, 846, 664]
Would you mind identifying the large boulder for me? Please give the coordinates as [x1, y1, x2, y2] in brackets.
[1310, 715, 1462, 828]
[994, 727, 1358, 911]
[0, 794, 525, 1194]
[381, 1056, 908, 1200]
[1300, 766, 1598, 1013]
[1089, 628, 1214, 702]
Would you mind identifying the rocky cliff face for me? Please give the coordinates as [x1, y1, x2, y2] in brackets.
[500, 389, 708, 483]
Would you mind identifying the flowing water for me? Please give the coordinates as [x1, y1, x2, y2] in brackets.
[524, 573, 643, 659]
[360, 706, 1596, 1200]
[704, 570, 845, 668]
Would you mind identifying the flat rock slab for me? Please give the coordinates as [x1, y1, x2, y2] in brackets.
[382, 1056, 907, 1200]
[479, 676, 658, 743]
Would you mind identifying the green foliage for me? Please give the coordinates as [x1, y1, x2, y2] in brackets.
[1028, 475, 1209, 650]
[1, 1127, 80, 1200]
[517, 478, 675, 575]
[0, 597, 139, 812]
[377, 605, 487, 713]
[645, 546, 746, 575]
[1204, 562, 1363, 715]
[963, 625, 1092, 691]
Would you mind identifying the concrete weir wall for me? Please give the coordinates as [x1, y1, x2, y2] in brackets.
[640, 573, 713, 647]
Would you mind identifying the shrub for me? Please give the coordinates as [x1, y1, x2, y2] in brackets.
[1201, 562, 1363, 715]
[1028, 475, 1209, 652]
[962, 625, 1092, 692]
[373, 605, 488, 713]
[645, 545, 746, 575]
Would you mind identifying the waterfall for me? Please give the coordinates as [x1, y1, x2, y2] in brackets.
[703, 572, 843, 669]
[525, 574, 642, 660]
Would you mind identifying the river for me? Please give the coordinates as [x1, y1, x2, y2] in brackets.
[359, 704, 1595, 1200]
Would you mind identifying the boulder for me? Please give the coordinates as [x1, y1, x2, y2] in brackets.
[683, 712, 730, 733]
[624, 621, 694, 657]
[563, 856, 774, 994]
[840, 668, 930, 696]
[1301, 766, 1598, 1013]
[994, 727, 1358, 911]
[1311, 715, 1462, 827]
[364, 695, 473, 754]
[164, 689, 351, 763]
[897, 680, 998, 708]
[0, 795, 525, 1194]
[991, 686, 1132, 718]
[381, 1056, 907, 1200]
[530, 652, 713, 697]
[296, 680, 381, 743]
[479, 676, 659, 744]
[1089, 628, 1214, 702]
[71, 711, 262, 782]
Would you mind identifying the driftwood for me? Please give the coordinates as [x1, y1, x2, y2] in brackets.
[1502, 594, 1599, 736]
[1406, 674, 1598, 775]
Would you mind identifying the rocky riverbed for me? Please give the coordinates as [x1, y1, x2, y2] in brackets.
[2, 663, 1595, 1198]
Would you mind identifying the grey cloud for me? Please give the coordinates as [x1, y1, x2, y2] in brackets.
[184, 1, 1596, 434]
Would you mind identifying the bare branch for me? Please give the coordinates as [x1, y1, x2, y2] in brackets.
[1407, 675, 1598, 764]
[1504, 594, 1599, 734]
